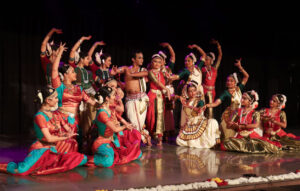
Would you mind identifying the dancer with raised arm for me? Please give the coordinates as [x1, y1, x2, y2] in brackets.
[40, 28, 63, 86]
[206, 59, 249, 140]
[0, 87, 87, 175]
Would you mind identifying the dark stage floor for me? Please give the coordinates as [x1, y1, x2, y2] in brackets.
[1, 133, 300, 191]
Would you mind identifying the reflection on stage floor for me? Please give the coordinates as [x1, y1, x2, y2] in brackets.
[1, 142, 300, 190]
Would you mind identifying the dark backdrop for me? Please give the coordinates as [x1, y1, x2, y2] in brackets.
[1, 0, 299, 135]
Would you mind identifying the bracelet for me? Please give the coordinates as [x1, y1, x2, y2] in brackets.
[79, 39, 83, 43]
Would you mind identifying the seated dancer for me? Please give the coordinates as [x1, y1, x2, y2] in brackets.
[146, 54, 171, 146]
[176, 83, 220, 148]
[158, 42, 176, 141]
[188, 40, 223, 118]
[0, 87, 87, 175]
[87, 86, 142, 168]
[221, 90, 281, 154]
[206, 59, 249, 140]
[261, 94, 300, 150]
[40, 28, 63, 87]
[51, 43, 96, 147]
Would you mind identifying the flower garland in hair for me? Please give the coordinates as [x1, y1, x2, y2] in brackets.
[188, 52, 197, 63]
[37, 90, 43, 104]
[158, 51, 167, 60]
[74, 47, 81, 64]
[207, 177, 228, 186]
[46, 41, 54, 56]
[278, 94, 287, 109]
[95, 49, 104, 65]
[231, 72, 239, 84]
[250, 90, 259, 109]
[207, 52, 216, 62]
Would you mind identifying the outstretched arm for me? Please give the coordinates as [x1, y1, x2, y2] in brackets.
[69, 35, 92, 63]
[188, 44, 206, 61]
[206, 99, 222, 108]
[126, 68, 148, 77]
[41, 28, 62, 55]
[148, 71, 171, 99]
[160, 42, 175, 63]
[235, 58, 249, 85]
[88, 41, 106, 59]
[211, 39, 222, 70]
[52, 43, 67, 81]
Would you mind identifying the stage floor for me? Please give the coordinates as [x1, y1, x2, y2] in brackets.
[1, 136, 300, 191]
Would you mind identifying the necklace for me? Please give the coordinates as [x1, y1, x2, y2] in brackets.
[65, 83, 75, 94]
[239, 108, 251, 125]
[204, 66, 212, 80]
[80, 67, 89, 84]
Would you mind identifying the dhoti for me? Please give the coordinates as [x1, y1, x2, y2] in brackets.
[125, 92, 149, 142]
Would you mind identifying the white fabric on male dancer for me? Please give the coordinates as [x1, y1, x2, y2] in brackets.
[125, 93, 149, 142]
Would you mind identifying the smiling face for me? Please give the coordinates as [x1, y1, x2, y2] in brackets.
[269, 95, 279, 108]
[187, 86, 197, 99]
[226, 76, 237, 89]
[132, 53, 144, 66]
[104, 56, 112, 68]
[185, 56, 194, 69]
[64, 66, 77, 82]
[241, 93, 251, 107]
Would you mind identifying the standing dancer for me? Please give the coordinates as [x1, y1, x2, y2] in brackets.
[159, 42, 176, 141]
[115, 50, 151, 145]
[40, 28, 63, 86]
[261, 94, 300, 150]
[0, 87, 86, 175]
[146, 54, 170, 146]
[206, 59, 249, 140]
[188, 40, 223, 118]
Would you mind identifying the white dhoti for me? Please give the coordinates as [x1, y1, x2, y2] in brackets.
[125, 92, 149, 142]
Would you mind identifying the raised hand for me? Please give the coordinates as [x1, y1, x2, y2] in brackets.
[51, 28, 63, 34]
[81, 35, 92, 41]
[187, 44, 198, 49]
[59, 42, 68, 52]
[160, 42, 170, 47]
[96, 41, 106, 46]
[210, 38, 219, 45]
[234, 58, 242, 68]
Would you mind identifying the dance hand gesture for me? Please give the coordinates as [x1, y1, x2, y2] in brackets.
[160, 42, 170, 47]
[234, 58, 242, 68]
[228, 121, 239, 130]
[58, 42, 68, 53]
[187, 44, 199, 49]
[50, 28, 63, 34]
[95, 41, 106, 46]
[210, 38, 220, 46]
[81, 35, 92, 41]
[110, 65, 118, 76]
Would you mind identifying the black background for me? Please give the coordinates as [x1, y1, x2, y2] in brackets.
[0, 0, 299, 135]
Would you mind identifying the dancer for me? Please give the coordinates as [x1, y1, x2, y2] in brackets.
[146, 54, 171, 146]
[176, 83, 220, 148]
[159, 42, 176, 142]
[206, 59, 249, 139]
[51, 43, 96, 149]
[87, 86, 142, 167]
[261, 94, 300, 150]
[0, 87, 87, 175]
[221, 90, 280, 154]
[87, 41, 106, 81]
[40, 28, 63, 86]
[189, 40, 223, 118]
[115, 50, 151, 145]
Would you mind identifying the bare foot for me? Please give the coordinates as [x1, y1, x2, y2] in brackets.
[147, 136, 152, 146]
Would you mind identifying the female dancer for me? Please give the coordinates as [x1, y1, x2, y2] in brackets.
[87, 86, 142, 167]
[206, 59, 249, 139]
[176, 83, 220, 148]
[51, 43, 95, 147]
[0, 87, 87, 175]
[146, 54, 170, 146]
[221, 90, 280, 153]
[40, 28, 63, 86]
[261, 94, 300, 150]
[188, 40, 223, 118]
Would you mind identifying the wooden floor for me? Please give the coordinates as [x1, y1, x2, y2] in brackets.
[1, 135, 300, 191]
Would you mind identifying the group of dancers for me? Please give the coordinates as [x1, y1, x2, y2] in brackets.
[0, 28, 299, 176]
